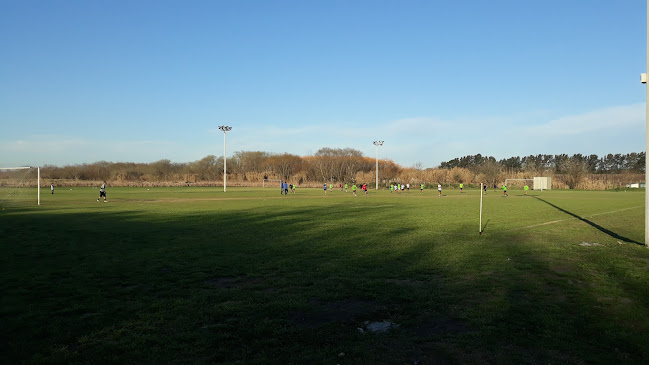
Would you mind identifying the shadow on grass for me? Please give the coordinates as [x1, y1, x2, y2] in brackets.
[481, 219, 490, 233]
[532, 196, 643, 245]
[2, 200, 649, 364]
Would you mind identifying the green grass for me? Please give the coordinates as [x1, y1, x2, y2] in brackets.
[2, 187, 649, 364]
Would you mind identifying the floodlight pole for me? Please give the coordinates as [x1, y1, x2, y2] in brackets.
[219, 125, 232, 192]
[373, 140, 384, 190]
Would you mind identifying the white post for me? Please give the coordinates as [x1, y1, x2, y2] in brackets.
[641, 0, 649, 248]
[223, 131, 227, 193]
[37, 166, 40, 206]
[479, 183, 483, 235]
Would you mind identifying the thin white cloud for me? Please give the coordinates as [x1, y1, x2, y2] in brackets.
[2, 103, 644, 168]
[524, 103, 644, 136]
[0, 136, 183, 166]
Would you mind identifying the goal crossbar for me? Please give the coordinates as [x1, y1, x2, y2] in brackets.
[0, 166, 32, 171]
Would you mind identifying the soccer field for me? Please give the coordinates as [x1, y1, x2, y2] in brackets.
[2, 187, 649, 363]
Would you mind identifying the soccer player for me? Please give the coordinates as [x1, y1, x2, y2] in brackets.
[437, 183, 442, 197]
[344, 183, 348, 192]
[291, 183, 296, 193]
[323, 183, 327, 194]
[50, 183, 54, 194]
[459, 183, 463, 193]
[524, 185, 529, 195]
[406, 183, 410, 192]
[362, 183, 368, 195]
[483, 183, 487, 195]
[97, 181, 107, 202]
[284, 181, 289, 195]
[420, 183, 424, 194]
[352, 184, 357, 196]
[502, 185, 508, 197]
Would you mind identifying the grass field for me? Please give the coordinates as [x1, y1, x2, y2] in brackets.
[2, 186, 649, 364]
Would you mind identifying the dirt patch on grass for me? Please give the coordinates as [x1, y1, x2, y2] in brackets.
[290, 298, 380, 328]
[413, 317, 474, 337]
[384, 278, 427, 286]
[633, 257, 649, 268]
[204, 277, 239, 289]
[579, 242, 603, 247]
[359, 320, 400, 333]
[203, 276, 280, 294]
[258, 287, 280, 294]
[117, 283, 140, 291]
[204, 276, 267, 289]
[598, 296, 633, 305]
[549, 264, 574, 275]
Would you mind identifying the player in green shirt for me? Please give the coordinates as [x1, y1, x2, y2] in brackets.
[420, 183, 424, 194]
[502, 185, 508, 197]
[524, 185, 529, 195]
[352, 184, 357, 196]
[344, 183, 348, 192]
[459, 183, 464, 193]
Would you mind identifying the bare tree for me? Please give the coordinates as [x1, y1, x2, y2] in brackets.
[478, 160, 501, 187]
[267, 153, 303, 180]
[233, 151, 268, 174]
[561, 158, 587, 189]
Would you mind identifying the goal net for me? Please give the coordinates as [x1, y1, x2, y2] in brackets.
[504, 177, 552, 191]
[0, 167, 40, 206]
[262, 179, 282, 188]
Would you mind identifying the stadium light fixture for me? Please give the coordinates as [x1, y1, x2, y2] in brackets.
[219, 125, 232, 192]
[373, 141, 384, 190]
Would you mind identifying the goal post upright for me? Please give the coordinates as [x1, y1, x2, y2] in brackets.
[0, 166, 39, 206]
[643, 3, 648, 248]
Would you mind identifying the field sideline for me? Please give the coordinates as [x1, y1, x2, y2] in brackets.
[2, 187, 649, 364]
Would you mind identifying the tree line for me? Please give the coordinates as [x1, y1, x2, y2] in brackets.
[32, 148, 402, 184]
[439, 153, 645, 174]
[2, 149, 644, 190]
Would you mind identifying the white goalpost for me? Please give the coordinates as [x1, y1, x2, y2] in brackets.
[262, 179, 282, 188]
[479, 183, 483, 235]
[0, 166, 41, 205]
[504, 177, 552, 191]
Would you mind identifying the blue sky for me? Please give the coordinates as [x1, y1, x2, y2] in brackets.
[0, 0, 646, 168]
